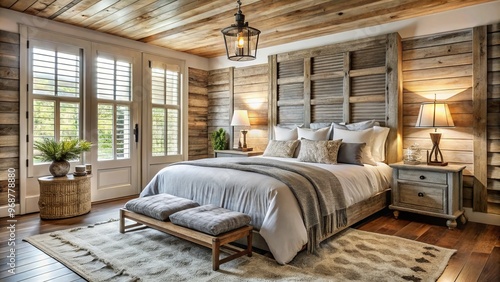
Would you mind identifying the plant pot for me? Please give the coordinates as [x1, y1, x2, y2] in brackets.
[49, 160, 71, 177]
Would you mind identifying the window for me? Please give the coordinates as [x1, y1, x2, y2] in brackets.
[96, 55, 133, 161]
[30, 46, 82, 164]
[150, 62, 181, 156]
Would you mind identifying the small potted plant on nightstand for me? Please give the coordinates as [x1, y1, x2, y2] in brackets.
[33, 138, 92, 177]
[211, 128, 227, 150]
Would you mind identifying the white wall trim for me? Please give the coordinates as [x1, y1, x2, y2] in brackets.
[464, 208, 500, 226]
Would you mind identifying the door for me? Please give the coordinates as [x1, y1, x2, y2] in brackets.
[141, 54, 185, 187]
[89, 44, 141, 201]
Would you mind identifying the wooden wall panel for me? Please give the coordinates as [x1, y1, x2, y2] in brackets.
[207, 68, 230, 157]
[402, 30, 474, 178]
[233, 64, 269, 152]
[402, 25, 500, 214]
[188, 68, 208, 160]
[0, 30, 20, 206]
[206, 64, 269, 154]
[486, 23, 500, 214]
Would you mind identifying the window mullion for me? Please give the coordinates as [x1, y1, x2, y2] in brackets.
[164, 107, 168, 156]
[113, 104, 117, 160]
[55, 99, 60, 141]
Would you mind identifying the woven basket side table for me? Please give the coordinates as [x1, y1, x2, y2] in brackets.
[38, 174, 91, 219]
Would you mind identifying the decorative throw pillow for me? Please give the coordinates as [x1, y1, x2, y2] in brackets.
[371, 126, 390, 162]
[337, 143, 366, 165]
[263, 140, 300, 158]
[297, 139, 342, 164]
[274, 125, 298, 140]
[297, 127, 330, 141]
[333, 128, 377, 165]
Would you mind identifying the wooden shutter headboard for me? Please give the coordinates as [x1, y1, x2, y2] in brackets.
[268, 33, 403, 164]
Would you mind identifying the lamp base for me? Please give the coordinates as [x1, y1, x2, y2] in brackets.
[427, 161, 448, 166]
[426, 132, 448, 166]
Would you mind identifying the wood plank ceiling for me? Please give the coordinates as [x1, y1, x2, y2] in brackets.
[0, 0, 495, 58]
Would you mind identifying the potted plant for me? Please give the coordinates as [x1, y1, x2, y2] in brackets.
[33, 138, 92, 177]
[211, 128, 227, 150]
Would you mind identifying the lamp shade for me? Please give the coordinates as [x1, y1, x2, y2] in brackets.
[231, 110, 250, 126]
[415, 102, 454, 128]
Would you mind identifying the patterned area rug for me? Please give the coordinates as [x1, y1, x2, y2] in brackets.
[25, 220, 455, 281]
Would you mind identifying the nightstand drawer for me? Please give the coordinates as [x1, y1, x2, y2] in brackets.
[398, 182, 445, 210]
[398, 169, 447, 185]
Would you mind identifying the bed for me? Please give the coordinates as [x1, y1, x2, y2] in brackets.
[140, 152, 393, 264]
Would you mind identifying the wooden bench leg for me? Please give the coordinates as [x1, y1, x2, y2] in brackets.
[119, 209, 125, 233]
[247, 230, 253, 257]
[212, 238, 221, 271]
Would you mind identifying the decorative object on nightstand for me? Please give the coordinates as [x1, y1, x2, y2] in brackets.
[389, 162, 467, 229]
[404, 143, 422, 165]
[214, 150, 262, 158]
[231, 110, 253, 151]
[415, 95, 454, 166]
[211, 128, 228, 150]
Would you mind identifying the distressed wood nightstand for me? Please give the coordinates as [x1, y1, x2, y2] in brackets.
[389, 162, 467, 229]
[214, 150, 263, 158]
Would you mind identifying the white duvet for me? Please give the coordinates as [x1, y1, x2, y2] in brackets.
[140, 156, 392, 264]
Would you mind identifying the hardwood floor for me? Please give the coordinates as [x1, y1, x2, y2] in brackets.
[1, 198, 499, 281]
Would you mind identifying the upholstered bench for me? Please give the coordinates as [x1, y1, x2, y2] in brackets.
[120, 194, 253, 270]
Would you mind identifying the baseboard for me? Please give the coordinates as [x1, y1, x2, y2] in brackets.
[25, 196, 40, 214]
[464, 208, 500, 226]
[0, 204, 20, 218]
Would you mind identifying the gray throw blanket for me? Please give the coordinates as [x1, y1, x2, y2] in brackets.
[173, 157, 347, 253]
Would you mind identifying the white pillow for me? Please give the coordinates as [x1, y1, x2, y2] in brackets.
[297, 127, 330, 141]
[274, 126, 298, 140]
[310, 122, 333, 139]
[371, 126, 390, 162]
[333, 128, 377, 165]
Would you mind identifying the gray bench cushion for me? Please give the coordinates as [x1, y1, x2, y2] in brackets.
[169, 205, 251, 236]
[125, 194, 199, 221]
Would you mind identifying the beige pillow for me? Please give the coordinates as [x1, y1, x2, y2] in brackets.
[263, 140, 300, 158]
[297, 139, 342, 164]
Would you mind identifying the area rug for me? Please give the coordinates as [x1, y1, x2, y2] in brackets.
[25, 220, 455, 281]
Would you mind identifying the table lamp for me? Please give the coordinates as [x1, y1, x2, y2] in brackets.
[231, 110, 252, 151]
[415, 96, 454, 166]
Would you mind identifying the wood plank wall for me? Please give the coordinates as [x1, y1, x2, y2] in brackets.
[269, 33, 403, 164]
[402, 25, 500, 215]
[207, 68, 231, 156]
[0, 30, 20, 206]
[188, 68, 209, 160]
[487, 23, 500, 214]
[206, 65, 270, 155]
[233, 65, 269, 152]
[402, 30, 475, 208]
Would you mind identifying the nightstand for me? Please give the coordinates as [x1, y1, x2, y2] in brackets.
[214, 150, 263, 158]
[389, 162, 467, 229]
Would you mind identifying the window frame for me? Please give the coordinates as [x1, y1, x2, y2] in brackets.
[27, 39, 86, 178]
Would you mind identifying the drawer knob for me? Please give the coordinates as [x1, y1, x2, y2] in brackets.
[419, 175, 426, 180]
[418, 192, 424, 197]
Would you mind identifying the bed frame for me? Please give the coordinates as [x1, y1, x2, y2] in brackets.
[242, 189, 390, 252]
[239, 32, 403, 252]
